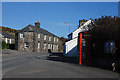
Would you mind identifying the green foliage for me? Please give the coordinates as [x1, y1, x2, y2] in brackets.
[89, 16, 120, 58]
[1, 26, 19, 33]
[58, 40, 63, 52]
[2, 41, 9, 49]
[90, 16, 120, 41]
[58, 37, 68, 52]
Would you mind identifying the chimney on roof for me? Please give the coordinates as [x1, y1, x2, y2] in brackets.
[35, 21, 40, 28]
[79, 19, 87, 28]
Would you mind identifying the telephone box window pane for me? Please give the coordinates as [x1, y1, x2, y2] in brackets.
[105, 42, 109, 53]
[110, 42, 113, 53]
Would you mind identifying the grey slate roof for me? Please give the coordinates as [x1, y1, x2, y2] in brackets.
[18, 24, 58, 37]
[2, 32, 14, 39]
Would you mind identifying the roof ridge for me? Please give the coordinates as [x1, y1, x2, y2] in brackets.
[38, 27, 57, 37]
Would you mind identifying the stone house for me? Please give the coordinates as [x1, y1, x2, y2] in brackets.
[15, 21, 59, 52]
[1, 32, 15, 44]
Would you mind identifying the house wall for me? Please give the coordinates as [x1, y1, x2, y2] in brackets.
[63, 37, 78, 57]
[63, 19, 93, 57]
[16, 31, 59, 52]
[2, 37, 15, 44]
[16, 32, 34, 52]
[72, 28, 82, 39]
[68, 34, 72, 40]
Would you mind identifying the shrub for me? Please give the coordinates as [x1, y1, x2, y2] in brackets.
[2, 41, 9, 49]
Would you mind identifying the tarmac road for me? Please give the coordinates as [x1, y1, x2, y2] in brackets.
[2, 50, 120, 78]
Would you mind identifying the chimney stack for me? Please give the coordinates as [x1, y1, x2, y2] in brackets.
[35, 21, 40, 28]
[79, 19, 87, 28]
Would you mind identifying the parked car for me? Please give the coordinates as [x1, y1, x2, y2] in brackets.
[112, 59, 120, 72]
[112, 49, 120, 73]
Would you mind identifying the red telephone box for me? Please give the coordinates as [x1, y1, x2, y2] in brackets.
[77, 32, 91, 65]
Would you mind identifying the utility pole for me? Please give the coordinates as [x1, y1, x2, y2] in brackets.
[69, 24, 70, 33]
[64, 22, 70, 33]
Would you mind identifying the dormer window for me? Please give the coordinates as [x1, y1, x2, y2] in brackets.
[38, 34, 40, 38]
[20, 33, 24, 38]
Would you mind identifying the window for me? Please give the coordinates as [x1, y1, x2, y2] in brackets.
[38, 43, 40, 49]
[57, 38, 59, 42]
[53, 45, 55, 50]
[105, 42, 109, 53]
[54, 37, 56, 42]
[49, 37, 51, 41]
[104, 41, 115, 53]
[25, 42, 29, 48]
[44, 43, 46, 49]
[20, 33, 24, 38]
[9, 39, 11, 44]
[38, 34, 40, 38]
[44, 35, 46, 40]
[56, 45, 58, 50]
[51, 44, 52, 50]
[48, 44, 50, 49]
[5, 38, 7, 43]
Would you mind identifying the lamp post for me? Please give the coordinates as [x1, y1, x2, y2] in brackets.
[64, 22, 70, 33]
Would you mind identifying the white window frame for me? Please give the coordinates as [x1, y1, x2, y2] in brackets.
[53, 45, 55, 50]
[57, 45, 58, 50]
[20, 33, 24, 38]
[38, 43, 40, 49]
[51, 44, 52, 50]
[44, 35, 46, 40]
[9, 39, 11, 44]
[49, 36, 51, 41]
[38, 34, 40, 38]
[5, 38, 7, 43]
[25, 42, 29, 48]
[57, 38, 58, 42]
[48, 44, 50, 49]
[54, 37, 56, 42]
[44, 43, 46, 49]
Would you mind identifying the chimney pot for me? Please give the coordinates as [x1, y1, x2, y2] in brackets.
[35, 21, 40, 28]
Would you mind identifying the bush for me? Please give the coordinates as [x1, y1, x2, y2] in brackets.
[2, 41, 9, 49]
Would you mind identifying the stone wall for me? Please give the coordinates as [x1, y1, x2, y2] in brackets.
[16, 31, 59, 53]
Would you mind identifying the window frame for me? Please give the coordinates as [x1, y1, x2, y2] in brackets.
[104, 41, 116, 54]
[20, 33, 24, 38]
[38, 34, 40, 38]
[44, 35, 46, 40]
[25, 42, 29, 48]
[44, 43, 46, 49]
[54, 37, 56, 42]
[49, 36, 51, 41]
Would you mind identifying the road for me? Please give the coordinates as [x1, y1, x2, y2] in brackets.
[2, 50, 120, 78]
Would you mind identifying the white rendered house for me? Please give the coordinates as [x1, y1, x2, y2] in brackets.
[63, 19, 95, 57]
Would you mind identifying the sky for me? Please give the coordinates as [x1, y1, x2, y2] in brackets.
[2, 2, 118, 38]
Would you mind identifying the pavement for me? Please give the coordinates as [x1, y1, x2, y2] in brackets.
[1, 49, 120, 78]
